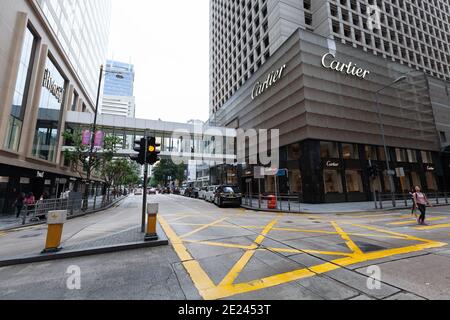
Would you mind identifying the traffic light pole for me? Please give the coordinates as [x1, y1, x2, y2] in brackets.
[141, 133, 149, 233]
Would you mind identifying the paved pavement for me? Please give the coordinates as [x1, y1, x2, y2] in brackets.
[1, 194, 450, 300]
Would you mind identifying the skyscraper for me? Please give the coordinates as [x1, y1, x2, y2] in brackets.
[209, 0, 450, 115]
[101, 60, 136, 118]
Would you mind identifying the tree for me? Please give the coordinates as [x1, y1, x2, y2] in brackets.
[101, 158, 140, 200]
[152, 159, 187, 187]
[63, 130, 122, 206]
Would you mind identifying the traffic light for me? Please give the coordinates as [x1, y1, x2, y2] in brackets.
[147, 137, 161, 165]
[130, 138, 146, 165]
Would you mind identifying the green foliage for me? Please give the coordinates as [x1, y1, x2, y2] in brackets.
[102, 158, 140, 187]
[152, 159, 187, 187]
[63, 130, 122, 180]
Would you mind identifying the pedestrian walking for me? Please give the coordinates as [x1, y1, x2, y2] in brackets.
[24, 192, 36, 215]
[13, 192, 25, 218]
[413, 186, 432, 225]
[409, 188, 418, 218]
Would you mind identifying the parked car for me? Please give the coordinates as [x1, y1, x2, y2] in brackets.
[148, 188, 157, 195]
[172, 188, 181, 195]
[190, 188, 200, 199]
[184, 188, 192, 197]
[162, 187, 171, 194]
[205, 186, 218, 202]
[134, 189, 143, 196]
[214, 186, 242, 208]
[198, 187, 208, 200]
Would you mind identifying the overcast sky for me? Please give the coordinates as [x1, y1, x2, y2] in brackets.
[108, 0, 210, 124]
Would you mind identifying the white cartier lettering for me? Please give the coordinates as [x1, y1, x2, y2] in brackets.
[321, 53, 370, 79]
[43, 69, 65, 103]
[326, 161, 340, 167]
[252, 64, 287, 100]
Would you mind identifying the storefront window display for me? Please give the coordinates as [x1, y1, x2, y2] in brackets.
[320, 141, 339, 159]
[421, 151, 434, 164]
[345, 170, 364, 193]
[426, 171, 438, 191]
[342, 144, 359, 160]
[287, 143, 301, 161]
[289, 169, 302, 194]
[324, 170, 343, 194]
[365, 146, 378, 161]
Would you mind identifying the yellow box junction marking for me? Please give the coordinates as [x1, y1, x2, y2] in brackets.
[158, 215, 447, 300]
[415, 223, 450, 231]
[388, 217, 447, 226]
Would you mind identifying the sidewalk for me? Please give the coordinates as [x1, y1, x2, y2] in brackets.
[0, 196, 168, 267]
[241, 197, 450, 214]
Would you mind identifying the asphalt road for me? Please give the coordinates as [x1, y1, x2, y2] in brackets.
[1, 194, 450, 300]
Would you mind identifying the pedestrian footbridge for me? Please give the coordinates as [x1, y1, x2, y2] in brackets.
[64, 112, 237, 163]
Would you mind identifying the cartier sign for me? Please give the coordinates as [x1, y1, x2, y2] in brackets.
[252, 64, 287, 100]
[321, 53, 371, 79]
[42, 69, 65, 103]
[326, 161, 340, 168]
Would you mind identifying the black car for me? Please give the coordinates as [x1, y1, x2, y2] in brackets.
[190, 188, 200, 199]
[214, 186, 242, 208]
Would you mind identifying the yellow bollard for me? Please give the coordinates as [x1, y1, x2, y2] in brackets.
[145, 203, 159, 241]
[42, 210, 67, 254]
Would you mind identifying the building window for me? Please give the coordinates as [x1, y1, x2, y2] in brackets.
[320, 141, 339, 159]
[287, 143, 301, 161]
[289, 169, 302, 194]
[323, 170, 343, 194]
[421, 151, 434, 164]
[440, 131, 447, 143]
[32, 56, 66, 162]
[342, 143, 359, 160]
[365, 146, 378, 161]
[4, 26, 36, 151]
[396, 148, 408, 162]
[71, 91, 78, 111]
[345, 170, 364, 193]
[407, 150, 417, 163]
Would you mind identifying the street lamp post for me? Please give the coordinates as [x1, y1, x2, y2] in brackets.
[374, 75, 407, 207]
[83, 65, 124, 210]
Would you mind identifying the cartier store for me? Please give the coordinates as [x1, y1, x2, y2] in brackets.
[212, 28, 450, 203]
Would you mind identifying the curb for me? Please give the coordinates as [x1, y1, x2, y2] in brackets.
[0, 238, 169, 268]
[0, 196, 127, 233]
[240, 202, 450, 215]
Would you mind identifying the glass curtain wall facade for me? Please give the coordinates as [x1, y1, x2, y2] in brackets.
[104, 60, 135, 96]
[35, 0, 112, 102]
[32, 57, 67, 162]
[4, 26, 37, 151]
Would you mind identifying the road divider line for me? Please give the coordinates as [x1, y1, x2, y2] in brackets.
[218, 219, 278, 286]
[415, 223, 450, 231]
[388, 217, 446, 226]
[179, 217, 228, 239]
[331, 221, 363, 255]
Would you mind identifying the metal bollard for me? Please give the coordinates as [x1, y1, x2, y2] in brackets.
[42, 210, 67, 254]
[145, 203, 159, 241]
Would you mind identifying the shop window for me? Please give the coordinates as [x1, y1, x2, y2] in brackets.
[411, 172, 422, 190]
[4, 26, 37, 151]
[342, 144, 359, 160]
[289, 169, 302, 194]
[378, 147, 388, 161]
[365, 146, 378, 161]
[320, 141, 339, 159]
[370, 176, 382, 193]
[382, 172, 392, 192]
[345, 170, 364, 193]
[426, 172, 438, 191]
[323, 170, 343, 194]
[421, 151, 434, 164]
[287, 143, 301, 161]
[32, 56, 66, 162]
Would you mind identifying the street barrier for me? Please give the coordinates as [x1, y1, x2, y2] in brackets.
[145, 203, 159, 241]
[42, 210, 67, 254]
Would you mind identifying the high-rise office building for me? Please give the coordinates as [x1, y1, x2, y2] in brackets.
[208, 0, 450, 203]
[35, 0, 112, 102]
[0, 0, 111, 214]
[101, 60, 136, 118]
[209, 0, 450, 115]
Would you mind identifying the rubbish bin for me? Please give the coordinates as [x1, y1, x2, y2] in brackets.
[267, 195, 277, 210]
